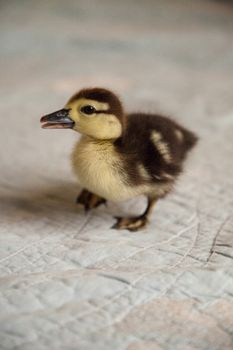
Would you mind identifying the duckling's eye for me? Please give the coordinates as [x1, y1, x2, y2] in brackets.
[80, 105, 96, 115]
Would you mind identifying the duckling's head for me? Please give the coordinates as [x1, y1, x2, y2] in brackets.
[41, 88, 124, 140]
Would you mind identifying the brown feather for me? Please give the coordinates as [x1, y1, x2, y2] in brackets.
[114, 113, 198, 190]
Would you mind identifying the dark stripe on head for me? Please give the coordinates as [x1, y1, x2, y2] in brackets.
[69, 87, 124, 120]
[95, 110, 110, 114]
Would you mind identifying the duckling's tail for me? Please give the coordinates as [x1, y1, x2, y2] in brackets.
[184, 129, 198, 150]
[180, 127, 198, 160]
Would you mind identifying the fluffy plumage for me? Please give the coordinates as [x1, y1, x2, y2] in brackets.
[41, 87, 198, 231]
[114, 113, 198, 187]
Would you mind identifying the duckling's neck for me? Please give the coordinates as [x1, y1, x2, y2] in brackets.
[84, 136, 116, 147]
[81, 134, 118, 144]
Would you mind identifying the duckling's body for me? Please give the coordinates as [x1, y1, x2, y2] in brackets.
[72, 136, 149, 202]
[41, 88, 197, 231]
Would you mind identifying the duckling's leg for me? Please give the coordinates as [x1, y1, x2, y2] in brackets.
[112, 197, 157, 232]
[76, 189, 106, 212]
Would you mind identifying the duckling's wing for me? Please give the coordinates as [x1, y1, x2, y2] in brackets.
[115, 113, 197, 185]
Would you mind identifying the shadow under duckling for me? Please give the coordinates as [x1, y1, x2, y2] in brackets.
[40, 87, 198, 231]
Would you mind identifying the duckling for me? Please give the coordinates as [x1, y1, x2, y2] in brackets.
[40, 88, 198, 231]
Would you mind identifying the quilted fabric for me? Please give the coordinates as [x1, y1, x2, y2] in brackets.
[0, 1, 233, 349]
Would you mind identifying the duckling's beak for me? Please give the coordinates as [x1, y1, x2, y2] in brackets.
[40, 109, 74, 129]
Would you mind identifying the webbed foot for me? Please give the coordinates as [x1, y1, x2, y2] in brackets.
[76, 189, 106, 212]
[112, 215, 148, 232]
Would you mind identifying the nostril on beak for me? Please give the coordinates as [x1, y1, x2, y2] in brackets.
[57, 109, 71, 117]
